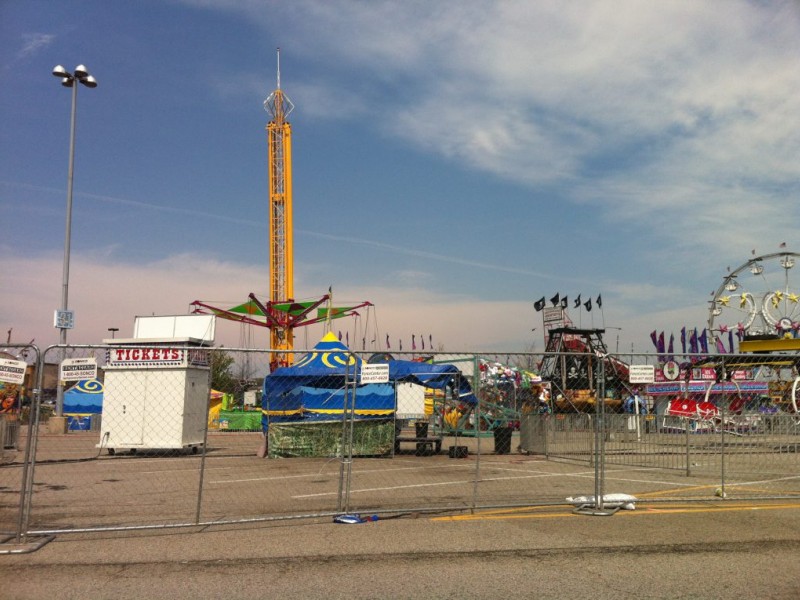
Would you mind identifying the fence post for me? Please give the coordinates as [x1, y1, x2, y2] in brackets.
[16, 346, 44, 542]
[685, 417, 691, 476]
[596, 353, 606, 509]
[469, 362, 481, 513]
[719, 355, 727, 498]
[336, 355, 358, 515]
[194, 365, 213, 525]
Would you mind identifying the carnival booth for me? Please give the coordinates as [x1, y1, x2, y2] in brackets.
[63, 379, 104, 431]
[98, 315, 214, 455]
[263, 332, 477, 458]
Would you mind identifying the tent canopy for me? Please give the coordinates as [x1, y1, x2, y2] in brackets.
[262, 332, 476, 427]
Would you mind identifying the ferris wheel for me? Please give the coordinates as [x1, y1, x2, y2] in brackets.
[708, 251, 800, 350]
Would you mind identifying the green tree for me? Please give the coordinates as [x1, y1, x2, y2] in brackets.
[210, 349, 237, 394]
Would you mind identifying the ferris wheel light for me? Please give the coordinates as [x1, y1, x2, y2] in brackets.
[725, 281, 738, 291]
[751, 264, 764, 275]
[781, 257, 795, 269]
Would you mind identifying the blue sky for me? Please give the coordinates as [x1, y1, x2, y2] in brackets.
[1, 0, 799, 354]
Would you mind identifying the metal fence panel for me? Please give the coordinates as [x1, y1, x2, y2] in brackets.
[0, 344, 38, 541]
[5, 345, 798, 537]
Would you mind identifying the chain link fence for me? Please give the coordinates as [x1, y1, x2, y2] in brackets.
[1, 343, 798, 544]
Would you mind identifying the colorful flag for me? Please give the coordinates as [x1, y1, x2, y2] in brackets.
[680, 327, 686, 354]
[689, 329, 698, 354]
[667, 334, 674, 361]
[699, 329, 708, 354]
[650, 330, 658, 351]
[534, 297, 545, 311]
[728, 330, 734, 353]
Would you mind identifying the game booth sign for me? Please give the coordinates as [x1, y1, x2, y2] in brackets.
[262, 332, 477, 458]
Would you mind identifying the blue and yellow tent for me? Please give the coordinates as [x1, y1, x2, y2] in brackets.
[262, 332, 476, 430]
[64, 379, 103, 431]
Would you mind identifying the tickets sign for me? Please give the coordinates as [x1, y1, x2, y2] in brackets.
[106, 347, 209, 368]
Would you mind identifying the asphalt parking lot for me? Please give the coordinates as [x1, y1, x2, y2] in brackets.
[7, 428, 797, 534]
[2, 498, 800, 599]
[3, 429, 800, 598]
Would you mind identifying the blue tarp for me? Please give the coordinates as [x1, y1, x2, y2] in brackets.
[262, 332, 476, 430]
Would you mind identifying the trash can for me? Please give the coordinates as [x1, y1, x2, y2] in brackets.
[2, 416, 20, 449]
[493, 425, 513, 455]
[90, 414, 102, 432]
[414, 421, 429, 438]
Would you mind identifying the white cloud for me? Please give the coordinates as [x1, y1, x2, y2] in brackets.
[221, 0, 800, 262]
[2, 248, 665, 354]
[17, 33, 55, 59]
[1, 251, 265, 348]
[184, 2, 800, 236]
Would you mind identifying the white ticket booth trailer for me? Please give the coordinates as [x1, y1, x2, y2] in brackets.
[98, 315, 214, 455]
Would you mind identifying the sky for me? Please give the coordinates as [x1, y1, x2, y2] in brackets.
[1, 0, 799, 356]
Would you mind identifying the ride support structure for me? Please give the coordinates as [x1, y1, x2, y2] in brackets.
[190, 51, 373, 370]
[264, 48, 295, 366]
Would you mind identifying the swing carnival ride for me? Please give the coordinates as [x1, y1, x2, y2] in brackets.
[190, 50, 372, 370]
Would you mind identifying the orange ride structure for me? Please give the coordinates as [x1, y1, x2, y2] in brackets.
[191, 50, 371, 371]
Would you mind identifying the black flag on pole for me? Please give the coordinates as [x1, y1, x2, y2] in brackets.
[534, 297, 546, 311]
[550, 293, 560, 307]
[560, 296, 568, 309]
[584, 298, 592, 312]
[574, 294, 581, 308]
[596, 294, 602, 308]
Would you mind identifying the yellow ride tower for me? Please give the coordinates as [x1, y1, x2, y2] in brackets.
[264, 49, 295, 365]
[190, 52, 373, 367]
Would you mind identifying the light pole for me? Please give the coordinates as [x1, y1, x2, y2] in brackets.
[604, 326, 623, 353]
[52, 64, 97, 416]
